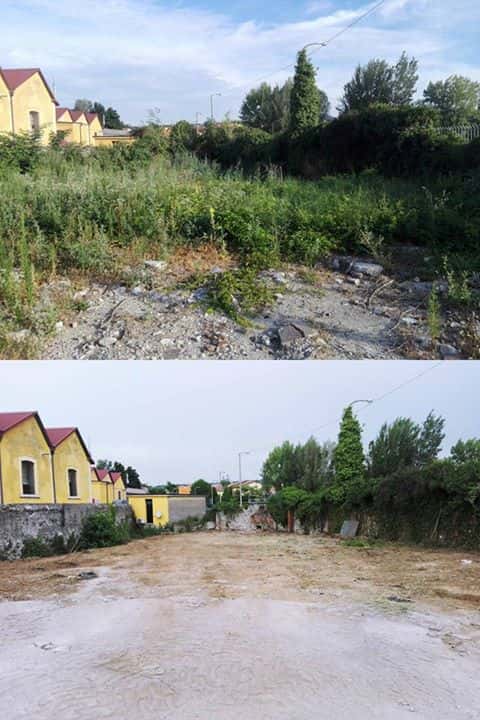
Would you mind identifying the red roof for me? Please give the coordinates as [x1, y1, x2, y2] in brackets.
[85, 112, 101, 125]
[0, 68, 57, 103]
[110, 472, 122, 482]
[70, 110, 87, 122]
[92, 467, 111, 483]
[45, 427, 75, 447]
[56, 107, 72, 121]
[0, 411, 35, 436]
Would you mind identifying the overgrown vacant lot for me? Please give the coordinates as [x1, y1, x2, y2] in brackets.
[1, 154, 479, 358]
[0, 533, 479, 719]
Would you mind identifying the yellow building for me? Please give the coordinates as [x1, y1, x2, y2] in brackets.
[178, 485, 191, 495]
[85, 112, 103, 146]
[46, 427, 93, 504]
[0, 412, 55, 504]
[110, 471, 127, 502]
[128, 494, 169, 527]
[69, 110, 89, 146]
[0, 68, 57, 145]
[94, 129, 135, 147]
[91, 467, 112, 504]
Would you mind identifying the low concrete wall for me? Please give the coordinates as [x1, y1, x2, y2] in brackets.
[168, 496, 206, 523]
[0, 503, 133, 560]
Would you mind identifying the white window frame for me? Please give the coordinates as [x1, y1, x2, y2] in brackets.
[29, 110, 40, 134]
[67, 467, 80, 498]
[19, 457, 38, 497]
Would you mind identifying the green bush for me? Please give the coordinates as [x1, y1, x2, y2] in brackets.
[80, 508, 130, 549]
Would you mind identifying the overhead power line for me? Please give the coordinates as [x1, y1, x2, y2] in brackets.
[243, 361, 442, 458]
[219, 0, 386, 100]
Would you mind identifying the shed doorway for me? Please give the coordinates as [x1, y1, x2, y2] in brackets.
[145, 499, 154, 524]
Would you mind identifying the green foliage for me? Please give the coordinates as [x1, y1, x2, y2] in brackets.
[21, 533, 76, 558]
[262, 441, 301, 491]
[241, 81, 293, 133]
[333, 406, 365, 504]
[190, 478, 217, 503]
[368, 412, 445, 477]
[80, 508, 130, 549]
[290, 49, 324, 133]
[169, 121, 198, 154]
[451, 438, 480, 464]
[423, 75, 480, 125]
[339, 53, 418, 113]
[204, 267, 275, 324]
[0, 133, 42, 174]
[427, 284, 441, 341]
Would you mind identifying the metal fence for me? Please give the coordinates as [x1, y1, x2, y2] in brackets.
[438, 124, 480, 142]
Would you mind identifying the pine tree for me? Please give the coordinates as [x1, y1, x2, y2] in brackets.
[333, 406, 365, 488]
[290, 49, 322, 133]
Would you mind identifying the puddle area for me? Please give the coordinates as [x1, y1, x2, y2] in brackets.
[1, 588, 479, 720]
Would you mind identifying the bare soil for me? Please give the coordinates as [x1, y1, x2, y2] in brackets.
[0, 533, 479, 719]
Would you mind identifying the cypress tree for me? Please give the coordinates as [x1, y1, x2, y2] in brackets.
[333, 406, 365, 490]
[290, 49, 321, 133]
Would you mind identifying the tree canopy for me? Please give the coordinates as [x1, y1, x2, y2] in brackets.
[96, 459, 141, 488]
[423, 75, 480, 125]
[290, 49, 328, 133]
[73, 99, 124, 128]
[339, 52, 418, 113]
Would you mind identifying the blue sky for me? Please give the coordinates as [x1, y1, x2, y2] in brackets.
[0, 361, 478, 486]
[2, 0, 480, 123]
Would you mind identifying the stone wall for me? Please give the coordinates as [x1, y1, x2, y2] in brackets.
[217, 503, 275, 532]
[168, 496, 206, 523]
[0, 502, 133, 560]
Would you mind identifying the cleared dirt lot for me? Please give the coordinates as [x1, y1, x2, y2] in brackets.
[1, 532, 479, 719]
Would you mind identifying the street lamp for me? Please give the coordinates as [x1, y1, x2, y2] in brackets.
[348, 399, 373, 410]
[302, 42, 327, 53]
[210, 93, 221, 121]
[238, 451, 251, 508]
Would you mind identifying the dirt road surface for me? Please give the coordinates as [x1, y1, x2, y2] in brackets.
[1, 533, 479, 720]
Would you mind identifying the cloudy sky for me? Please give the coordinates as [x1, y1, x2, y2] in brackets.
[2, 0, 479, 124]
[0, 361, 478, 486]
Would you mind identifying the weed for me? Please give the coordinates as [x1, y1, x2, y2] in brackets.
[427, 284, 442, 342]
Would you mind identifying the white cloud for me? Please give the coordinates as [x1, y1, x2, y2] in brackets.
[2, 0, 479, 123]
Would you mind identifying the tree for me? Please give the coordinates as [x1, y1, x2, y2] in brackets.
[368, 412, 445, 477]
[74, 98, 93, 113]
[339, 52, 418, 113]
[241, 80, 293, 133]
[104, 107, 124, 129]
[261, 441, 301, 491]
[423, 75, 480, 125]
[450, 438, 480, 464]
[297, 437, 335, 492]
[169, 120, 197, 153]
[191, 478, 217, 504]
[92, 102, 105, 126]
[290, 49, 325, 133]
[333, 406, 365, 488]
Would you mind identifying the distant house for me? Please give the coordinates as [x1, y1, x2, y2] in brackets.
[110, 471, 127, 502]
[177, 484, 191, 495]
[0, 412, 55, 504]
[94, 127, 135, 147]
[0, 67, 57, 145]
[45, 427, 93, 504]
[90, 467, 112, 504]
[126, 486, 148, 496]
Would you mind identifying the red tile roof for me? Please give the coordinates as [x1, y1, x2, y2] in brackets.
[92, 467, 112, 483]
[110, 472, 122, 482]
[0, 411, 35, 436]
[45, 427, 75, 447]
[70, 110, 87, 122]
[56, 107, 72, 121]
[85, 112, 101, 125]
[0, 68, 58, 103]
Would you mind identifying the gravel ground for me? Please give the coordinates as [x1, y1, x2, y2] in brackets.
[31, 254, 470, 360]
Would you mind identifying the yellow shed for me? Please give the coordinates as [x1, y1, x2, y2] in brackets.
[0, 68, 57, 145]
[110, 471, 127, 502]
[0, 412, 55, 504]
[91, 467, 112, 504]
[46, 427, 93, 504]
[128, 494, 169, 527]
[55, 107, 75, 143]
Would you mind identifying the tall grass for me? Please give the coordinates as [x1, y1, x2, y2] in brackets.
[0, 146, 479, 344]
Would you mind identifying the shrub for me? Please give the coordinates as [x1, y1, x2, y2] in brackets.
[80, 508, 130, 549]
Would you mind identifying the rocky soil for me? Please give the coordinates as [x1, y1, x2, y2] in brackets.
[8, 248, 477, 359]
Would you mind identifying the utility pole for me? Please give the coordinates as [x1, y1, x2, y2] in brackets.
[238, 451, 251, 508]
[210, 93, 221, 121]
